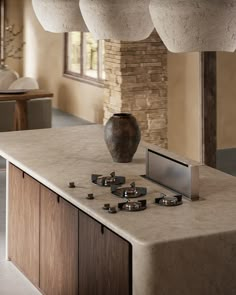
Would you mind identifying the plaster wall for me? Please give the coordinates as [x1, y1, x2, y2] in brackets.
[217, 52, 236, 149]
[22, 0, 104, 123]
[168, 52, 202, 162]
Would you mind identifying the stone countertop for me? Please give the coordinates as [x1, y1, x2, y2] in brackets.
[1, 125, 236, 295]
[0, 124, 236, 247]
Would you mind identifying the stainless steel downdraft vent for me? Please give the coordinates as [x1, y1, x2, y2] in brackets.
[146, 147, 200, 201]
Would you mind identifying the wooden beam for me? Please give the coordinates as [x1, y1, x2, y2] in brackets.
[201, 52, 217, 168]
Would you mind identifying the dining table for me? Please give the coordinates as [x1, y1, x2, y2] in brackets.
[0, 89, 53, 131]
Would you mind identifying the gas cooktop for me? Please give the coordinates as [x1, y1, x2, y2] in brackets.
[68, 171, 183, 214]
[90, 171, 183, 213]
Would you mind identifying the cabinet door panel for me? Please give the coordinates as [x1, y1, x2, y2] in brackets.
[8, 163, 40, 286]
[79, 210, 131, 295]
[79, 211, 103, 294]
[40, 185, 79, 295]
[103, 226, 131, 294]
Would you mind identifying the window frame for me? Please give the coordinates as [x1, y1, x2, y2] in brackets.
[63, 33, 105, 88]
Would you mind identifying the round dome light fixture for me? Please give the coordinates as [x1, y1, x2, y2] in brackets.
[79, 0, 154, 41]
[149, 0, 236, 52]
[32, 0, 88, 33]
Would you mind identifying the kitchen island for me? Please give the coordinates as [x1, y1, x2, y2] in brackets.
[0, 125, 236, 295]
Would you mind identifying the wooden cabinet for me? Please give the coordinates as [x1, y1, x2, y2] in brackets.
[8, 163, 40, 286]
[40, 185, 79, 295]
[79, 211, 131, 295]
[8, 163, 131, 295]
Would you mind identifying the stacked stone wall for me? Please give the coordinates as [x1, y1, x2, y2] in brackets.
[104, 30, 168, 147]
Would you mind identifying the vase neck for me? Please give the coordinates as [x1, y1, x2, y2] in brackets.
[113, 113, 131, 118]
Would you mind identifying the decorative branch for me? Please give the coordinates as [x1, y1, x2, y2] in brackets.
[3, 20, 25, 61]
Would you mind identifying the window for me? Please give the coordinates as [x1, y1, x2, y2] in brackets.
[64, 32, 105, 86]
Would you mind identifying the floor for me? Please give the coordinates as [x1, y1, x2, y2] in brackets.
[0, 261, 41, 295]
[0, 108, 91, 294]
[52, 108, 93, 128]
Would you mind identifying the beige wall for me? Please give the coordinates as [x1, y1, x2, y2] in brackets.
[168, 52, 202, 162]
[217, 52, 236, 149]
[167, 51, 236, 155]
[22, 0, 104, 123]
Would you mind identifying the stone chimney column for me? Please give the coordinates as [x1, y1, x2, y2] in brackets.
[104, 30, 168, 148]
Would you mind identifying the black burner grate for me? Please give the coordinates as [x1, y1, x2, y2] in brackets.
[111, 182, 147, 198]
[92, 172, 126, 187]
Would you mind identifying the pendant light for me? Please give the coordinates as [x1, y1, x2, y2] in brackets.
[79, 0, 154, 41]
[149, 0, 236, 52]
[32, 0, 88, 33]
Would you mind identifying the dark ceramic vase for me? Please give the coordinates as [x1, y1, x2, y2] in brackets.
[104, 113, 141, 163]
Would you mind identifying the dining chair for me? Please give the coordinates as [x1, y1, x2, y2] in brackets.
[10, 77, 52, 130]
[0, 77, 52, 132]
[0, 101, 15, 132]
[8, 77, 39, 90]
[0, 68, 19, 90]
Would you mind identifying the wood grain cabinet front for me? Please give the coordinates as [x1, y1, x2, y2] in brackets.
[8, 163, 40, 286]
[79, 210, 132, 295]
[8, 163, 131, 295]
[40, 185, 79, 295]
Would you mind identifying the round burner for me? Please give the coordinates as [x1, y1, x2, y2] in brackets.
[122, 201, 146, 212]
[111, 182, 147, 198]
[158, 196, 182, 207]
[123, 187, 141, 198]
[104, 177, 116, 186]
[96, 175, 116, 186]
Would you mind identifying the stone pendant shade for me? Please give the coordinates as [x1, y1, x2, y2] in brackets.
[149, 0, 236, 52]
[79, 0, 154, 41]
[32, 0, 88, 33]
